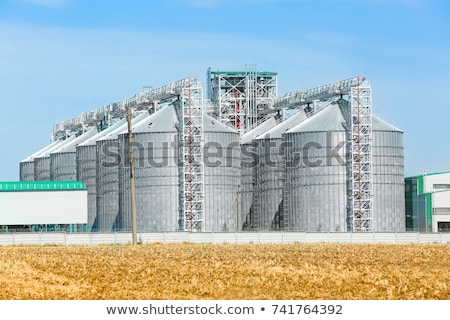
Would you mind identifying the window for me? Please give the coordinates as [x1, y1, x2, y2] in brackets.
[434, 208, 450, 215]
[437, 221, 450, 232]
[433, 184, 450, 190]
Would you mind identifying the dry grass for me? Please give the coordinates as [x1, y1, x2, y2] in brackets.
[0, 243, 449, 300]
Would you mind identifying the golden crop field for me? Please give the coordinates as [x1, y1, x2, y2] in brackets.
[0, 243, 449, 300]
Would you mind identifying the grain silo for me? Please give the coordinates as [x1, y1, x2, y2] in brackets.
[20, 139, 63, 182]
[50, 128, 98, 181]
[203, 112, 240, 232]
[116, 105, 180, 232]
[239, 117, 278, 230]
[372, 115, 405, 231]
[76, 119, 127, 231]
[117, 104, 240, 232]
[252, 109, 307, 230]
[284, 99, 405, 232]
[95, 112, 150, 232]
[34, 136, 76, 181]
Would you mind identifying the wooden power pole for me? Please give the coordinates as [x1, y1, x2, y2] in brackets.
[127, 107, 138, 244]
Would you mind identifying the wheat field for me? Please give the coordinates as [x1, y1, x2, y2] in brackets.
[0, 243, 449, 300]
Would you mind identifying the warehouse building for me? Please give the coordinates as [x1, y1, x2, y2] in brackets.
[0, 181, 87, 232]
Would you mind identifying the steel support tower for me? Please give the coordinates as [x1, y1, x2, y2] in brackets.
[207, 67, 277, 135]
[350, 79, 373, 231]
[181, 79, 205, 231]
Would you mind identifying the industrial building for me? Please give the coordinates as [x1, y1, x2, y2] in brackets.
[10, 70, 412, 233]
[405, 172, 450, 232]
[0, 181, 87, 232]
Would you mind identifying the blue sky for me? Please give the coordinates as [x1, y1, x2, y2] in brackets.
[1, 0, 449, 180]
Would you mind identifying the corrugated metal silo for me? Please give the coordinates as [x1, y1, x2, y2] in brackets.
[34, 136, 76, 181]
[116, 105, 180, 232]
[372, 115, 405, 231]
[20, 139, 63, 181]
[252, 110, 307, 230]
[50, 128, 98, 181]
[203, 113, 240, 232]
[76, 119, 127, 231]
[239, 117, 278, 230]
[284, 100, 351, 232]
[96, 112, 150, 232]
[284, 100, 405, 232]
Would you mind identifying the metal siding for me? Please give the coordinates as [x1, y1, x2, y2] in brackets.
[253, 138, 284, 230]
[239, 142, 257, 230]
[204, 130, 240, 232]
[20, 161, 35, 182]
[50, 152, 77, 181]
[34, 156, 51, 181]
[76, 144, 97, 231]
[372, 130, 405, 232]
[285, 130, 348, 232]
[96, 138, 120, 232]
[117, 131, 180, 232]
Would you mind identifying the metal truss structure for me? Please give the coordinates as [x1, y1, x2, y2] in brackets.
[273, 76, 373, 232]
[207, 68, 277, 135]
[52, 78, 199, 140]
[180, 80, 205, 231]
[350, 79, 373, 231]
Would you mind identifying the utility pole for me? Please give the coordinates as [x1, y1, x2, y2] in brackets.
[127, 107, 138, 244]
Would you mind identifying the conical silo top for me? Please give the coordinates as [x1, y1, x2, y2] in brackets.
[286, 100, 347, 133]
[240, 117, 278, 144]
[35, 135, 77, 159]
[97, 111, 150, 142]
[77, 118, 128, 147]
[50, 128, 99, 154]
[204, 113, 238, 133]
[20, 139, 64, 163]
[373, 115, 403, 132]
[132, 105, 178, 134]
[256, 110, 307, 140]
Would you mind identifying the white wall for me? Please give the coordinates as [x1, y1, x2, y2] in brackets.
[0, 232, 449, 246]
[423, 172, 450, 193]
[0, 190, 87, 225]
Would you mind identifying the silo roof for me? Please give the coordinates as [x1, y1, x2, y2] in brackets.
[133, 105, 178, 134]
[77, 118, 128, 147]
[240, 117, 278, 144]
[204, 113, 238, 133]
[97, 111, 150, 141]
[286, 101, 346, 133]
[50, 128, 99, 154]
[256, 110, 307, 140]
[20, 139, 63, 163]
[34, 135, 77, 159]
[373, 115, 403, 132]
